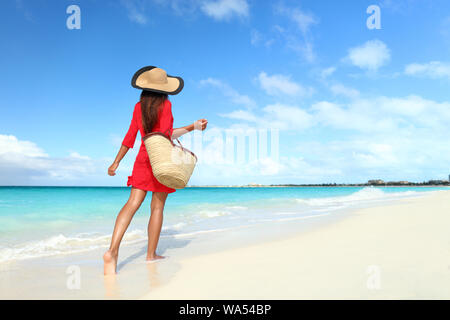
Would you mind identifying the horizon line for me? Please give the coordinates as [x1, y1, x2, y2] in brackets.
[1, 182, 449, 188]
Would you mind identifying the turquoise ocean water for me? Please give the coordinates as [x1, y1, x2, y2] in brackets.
[0, 186, 446, 263]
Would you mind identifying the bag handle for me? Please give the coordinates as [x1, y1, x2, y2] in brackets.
[174, 137, 185, 151]
[163, 128, 172, 138]
[164, 128, 185, 151]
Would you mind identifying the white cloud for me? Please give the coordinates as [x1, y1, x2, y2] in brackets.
[0, 135, 47, 158]
[201, 0, 249, 21]
[405, 61, 450, 79]
[205, 89, 450, 183]
[320, 67, 336, 79]
[352, 143, 399, 168]
[330, 84, 360, 99]
[275, 5, 319, 63]
[299, 42, 315, 63]
[218, 92, 449, 137]
[257, 72, 314, 97]
[123, 0, 250, 22]
[376, 95, 450, 129]
[311, 101, 383, 132]
[188, 137, 345, 184]
[288, 7, 318, 34]
[157, 0, 200, 16]
[68, 152, 92, 161]
[250, 29, 261, 45]
[218, 80, 450, 135]
[180, 126, 341, 185]
[296, 127, 450, 183]
[346, 39, 391, 71]
[200, 78, 256, 109]
[312, 95, 450, 133]
[220, 103, 313, 131]
[250, 29, 276, 47]
[219, 109, 259, 122]
[277, 5, 318, 34]
[120, 0, 148, 25]
[193, 155, 340, 183]
[262, 104, 313, 130]
[0, 135, 98, 184]
[120, 0, 207, 24]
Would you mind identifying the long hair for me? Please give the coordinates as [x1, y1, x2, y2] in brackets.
[140, 90, 168, 134]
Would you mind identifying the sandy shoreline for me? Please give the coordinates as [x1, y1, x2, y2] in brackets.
[142, 190, 450, 299]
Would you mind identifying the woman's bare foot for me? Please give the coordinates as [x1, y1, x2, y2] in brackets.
[146, 253, 165, 261]
[103, 250, 118, 275]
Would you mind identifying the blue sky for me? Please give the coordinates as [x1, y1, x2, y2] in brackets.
[1, 0, 449, 186]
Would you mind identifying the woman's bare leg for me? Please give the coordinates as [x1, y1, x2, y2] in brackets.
[146, 192, 169, 261]
[104, 187, 147, 275]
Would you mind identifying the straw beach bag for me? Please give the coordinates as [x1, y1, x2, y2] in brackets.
[143, 132, 197, 189]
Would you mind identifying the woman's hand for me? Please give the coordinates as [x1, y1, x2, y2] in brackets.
[173, 120, 208, 139]
[194, 119, 208, 131]
[108, 162, 119, 176]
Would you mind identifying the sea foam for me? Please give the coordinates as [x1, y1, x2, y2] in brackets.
[0, 230, 146, 263]
[295, 187, 421, 207]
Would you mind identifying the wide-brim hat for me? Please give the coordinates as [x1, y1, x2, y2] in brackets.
[131, 66, 184, 95]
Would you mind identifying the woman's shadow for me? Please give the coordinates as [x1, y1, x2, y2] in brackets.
[117, 229, 191, 271]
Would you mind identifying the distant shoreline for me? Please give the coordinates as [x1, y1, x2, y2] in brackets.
[188, 184, 450, 188]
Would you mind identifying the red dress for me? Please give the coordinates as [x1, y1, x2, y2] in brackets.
[122, 99, 176, 193]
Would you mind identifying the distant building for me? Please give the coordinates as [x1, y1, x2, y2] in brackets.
[368, 179, 385, 185]
[427, 180, 448, 185]
[386, 181, 410, 185]
[248, 182, 263, 187]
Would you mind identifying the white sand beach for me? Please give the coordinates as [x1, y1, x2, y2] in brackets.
[142, 190, 450, 299]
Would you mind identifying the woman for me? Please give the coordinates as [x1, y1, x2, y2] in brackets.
[104, 66, 207, 275]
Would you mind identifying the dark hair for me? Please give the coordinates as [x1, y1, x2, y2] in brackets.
[140, 90, 168, 134]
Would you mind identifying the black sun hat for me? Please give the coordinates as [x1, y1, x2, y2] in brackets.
[131, 66, 184, 95]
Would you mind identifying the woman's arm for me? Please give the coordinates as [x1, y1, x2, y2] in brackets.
[109, 104, 139, 176]
[108, 145, 130, 176]
[172, 119, 208, 139]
